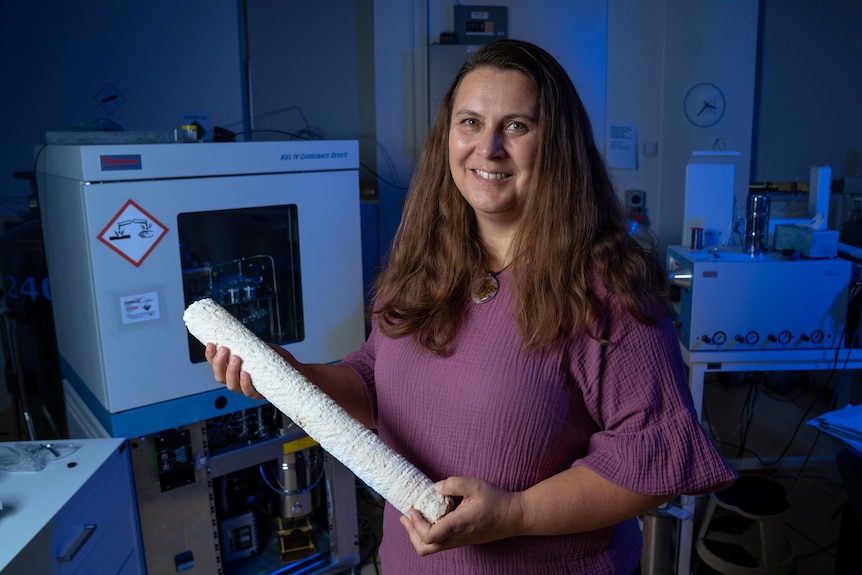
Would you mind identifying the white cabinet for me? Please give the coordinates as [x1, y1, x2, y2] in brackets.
[0, 438, 144, 574]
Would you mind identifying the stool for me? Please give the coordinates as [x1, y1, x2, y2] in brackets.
[695, 475, 796, 575]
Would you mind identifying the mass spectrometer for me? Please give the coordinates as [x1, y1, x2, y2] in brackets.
[36, 140, 365, 437]
[668, 245, 851, 352]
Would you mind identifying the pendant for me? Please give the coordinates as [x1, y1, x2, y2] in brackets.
[471, 273, 499, 304]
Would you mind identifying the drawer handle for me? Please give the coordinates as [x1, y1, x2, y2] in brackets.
[57, 523, 97, 564]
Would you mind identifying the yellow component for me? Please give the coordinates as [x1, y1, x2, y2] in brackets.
[283, 435, 318, 454]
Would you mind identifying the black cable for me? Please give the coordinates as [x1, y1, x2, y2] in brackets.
[354, 480, 383, 574]
[704, 362, 844, 470]
[757, 378, 833, 468]
[778, 325, 853, 480]
[736, 376, 758, 458]
[785, 521, 840, 560]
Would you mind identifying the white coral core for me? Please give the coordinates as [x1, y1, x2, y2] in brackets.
[183, 298, 450, 523]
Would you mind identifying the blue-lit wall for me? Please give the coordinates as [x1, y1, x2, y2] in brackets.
[752, 0, 862, 183]
[0, 1, 858, 280]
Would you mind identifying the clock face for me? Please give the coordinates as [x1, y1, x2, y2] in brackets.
[683, 82, 726, 128]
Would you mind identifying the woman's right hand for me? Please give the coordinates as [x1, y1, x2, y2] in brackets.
[205, 342, 265, 399]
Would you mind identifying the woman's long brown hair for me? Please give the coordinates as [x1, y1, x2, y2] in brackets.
[371, 39, 670, 354]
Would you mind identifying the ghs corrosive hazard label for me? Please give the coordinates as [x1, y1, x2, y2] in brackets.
[98, 199, 169, 267]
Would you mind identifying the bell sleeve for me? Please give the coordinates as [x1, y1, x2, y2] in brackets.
[572, 302, 736, 496]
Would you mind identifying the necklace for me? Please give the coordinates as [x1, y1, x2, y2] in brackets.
[471, 262, 513, 304]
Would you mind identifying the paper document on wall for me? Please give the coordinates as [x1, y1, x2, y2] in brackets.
[807, 404, 862, 451]
[605, 123, 637, 169]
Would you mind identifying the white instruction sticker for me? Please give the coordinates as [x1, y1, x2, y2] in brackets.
[121, 292, 160, 325]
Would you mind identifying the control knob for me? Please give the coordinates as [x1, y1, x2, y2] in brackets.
[767, 331, 793, 345]
[735, 331, 759, 345]
[700, 332, 728, 346]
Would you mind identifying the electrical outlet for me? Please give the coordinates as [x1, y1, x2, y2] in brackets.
[625, 189, 645, 212]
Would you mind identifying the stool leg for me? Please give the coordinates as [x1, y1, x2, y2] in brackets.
[758, 516, 785, 568]
[697, 496, 718, 542]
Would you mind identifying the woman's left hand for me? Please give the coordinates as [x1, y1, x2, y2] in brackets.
[399, 476, 524, 556]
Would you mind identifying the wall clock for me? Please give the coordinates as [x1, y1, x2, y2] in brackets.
[683, 82, 726, 128]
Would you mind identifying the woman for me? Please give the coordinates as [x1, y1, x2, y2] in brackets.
[208, 39, 735, 573]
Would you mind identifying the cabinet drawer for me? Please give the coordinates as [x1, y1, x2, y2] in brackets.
[0, 439, 142, 575]
[71, 510, 136, 575]
[52, 447, 137, 574]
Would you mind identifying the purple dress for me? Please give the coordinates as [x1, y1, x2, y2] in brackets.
[340, 271, 735, 574]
